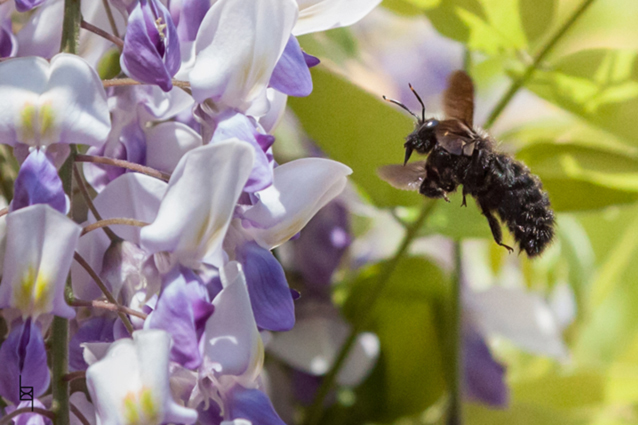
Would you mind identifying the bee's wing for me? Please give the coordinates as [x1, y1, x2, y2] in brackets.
[443, 70, 474, 127]
[377, 161, 427, 191]
[435, 120, 476, 156]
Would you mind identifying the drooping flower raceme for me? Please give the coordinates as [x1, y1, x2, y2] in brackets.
[0, 1, 387, 424]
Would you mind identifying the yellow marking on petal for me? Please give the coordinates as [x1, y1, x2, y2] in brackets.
[14, 267, 36, 313]
[19, 103, 37, 142]
[39, 103, 56, 142]
[123, 392, 141, 425]
[140, 388, 160, 423]
[122, 388, 160, 425]
[33, 272, 50, 313]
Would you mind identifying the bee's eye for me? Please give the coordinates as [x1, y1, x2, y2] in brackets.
[425, 120, 439, 128]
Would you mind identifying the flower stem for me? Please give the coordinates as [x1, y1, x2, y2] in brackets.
[447, 241, 462, 425]
[60, 0, 82, 54]
[81, 19, 124, 49]
[102, 77, 191, 89]
[69, 298, 148, 319]
[73, 164, 120, 242]
[81, 218, 148, 236]
[0, 407, 56, 425]
[101, 0, 120, 39]
[73, 252, 135, 335]
[303, 201, 436, 425]
[50, 147, 77, 425]
[482, 0, 597, 129]
[75, 154, 171, 181]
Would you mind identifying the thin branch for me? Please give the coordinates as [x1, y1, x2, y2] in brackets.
[62, 371, 86, 382]
[74, 154, 171, 182]
[483, 0, 597, 129]
[102, 77, 191, 90]
[81, 218, 148, 236]
[69, 298, 148, 319]
[303, 201, 436, 425]
[101, 0, 120, 39]
[0, 207, 7, 218]
[70, 403, 91, 425]
[81, 19, 124, 49]
[73, 252, 135, 335]
[0, 407, 56, 425]
[73, 164, 119, 241]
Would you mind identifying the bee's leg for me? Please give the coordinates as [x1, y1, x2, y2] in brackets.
[461, 186, 469, 207]
[419, 179, 450, 202]
[479, 202, 513, 254]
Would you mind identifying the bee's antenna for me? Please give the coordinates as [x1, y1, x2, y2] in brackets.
[408, 83, 426, 122]
[382, 95, 418, 120]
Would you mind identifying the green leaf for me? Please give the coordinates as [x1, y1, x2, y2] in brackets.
[424, 0, 527, 51]
[546, 0, 638, 60]
[287, 67, 421, 207]
[465, 402, 586, 425]
[381, 0, 439, 15]
[342, 257, 449, 420]
[420, 191, 492, 240]
[423, 0, 486, 42]
[519, 0, 557, 46]
[525, 54, 638, 145]
[512, 370, 606, 409]
[516, 143, 638, 211]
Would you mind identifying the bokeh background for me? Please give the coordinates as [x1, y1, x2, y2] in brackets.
[264, 0, 638, 424]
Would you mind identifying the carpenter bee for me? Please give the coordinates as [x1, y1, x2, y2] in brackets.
[378, 71, 554, 257]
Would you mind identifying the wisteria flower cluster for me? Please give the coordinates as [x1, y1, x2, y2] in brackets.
[0, 0, 382, 423]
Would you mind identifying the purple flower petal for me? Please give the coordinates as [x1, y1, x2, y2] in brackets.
[269, 36, 313, 97]
[228, 387, 286, 425]
[210, 111, 274, 193]
[12, 150, 66, 213]
[0, 319, 50, 404]
[0, 20, 17, 58]
[69, 317, 116, 371]
[463, 321, 509, 407]
[237, 242, 295, 332]
[14, 0, 46, 12]
[294, 201, 350, 289]
[303, 51, 320, 68]
[6, 399, 51, 425]
[147, 269, 214, 369]
[176, 0, 209, 42]
[121, 0, 181, 92]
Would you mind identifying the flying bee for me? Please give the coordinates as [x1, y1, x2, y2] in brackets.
[378, 71, 555, 257]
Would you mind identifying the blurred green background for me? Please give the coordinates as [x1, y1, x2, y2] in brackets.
[274, 0, 638, 423]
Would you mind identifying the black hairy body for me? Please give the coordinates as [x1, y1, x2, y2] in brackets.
[421, 135, 554, 257]
[379, 71, 555, 257]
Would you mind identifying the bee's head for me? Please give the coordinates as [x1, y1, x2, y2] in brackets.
[403, 119, 438, 165]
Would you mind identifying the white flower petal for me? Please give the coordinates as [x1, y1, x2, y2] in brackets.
[268, 314, 379, 386]
[0, 204, 80, 318]
[190, 0, 298, 114]
[145, 122, 202, 173]
[293, 0, 382, 36]
[0, 54, 110, 147]
[141, 140, 254, 269]
[469, 286, 569, 359]
[87, 330, 197, 425]
[71, 173, 167, 300]
[204, 262, 263, 380]
[241, 158, 352, 249]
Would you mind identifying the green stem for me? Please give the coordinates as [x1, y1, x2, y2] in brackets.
[60, 0, 82, 54]
[303, 201, 436, 425]
[447, 242, 462, 425]
[51, 148, 76, 425]
[483, 0, 597, 130]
